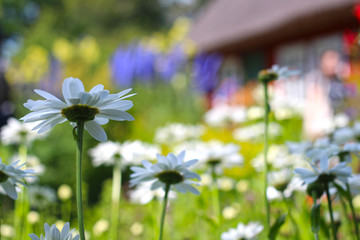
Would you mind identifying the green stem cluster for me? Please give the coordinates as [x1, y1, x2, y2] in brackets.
[75, 121, 86, 240]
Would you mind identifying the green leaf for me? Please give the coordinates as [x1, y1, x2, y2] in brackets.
[333, 182, 347, 198]
[311, 202, 321, 233]
[269, 214, 287, 240]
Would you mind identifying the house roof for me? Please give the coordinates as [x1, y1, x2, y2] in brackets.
[190, 0, 358, 54]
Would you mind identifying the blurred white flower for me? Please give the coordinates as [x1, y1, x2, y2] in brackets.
[154, 123, 205, 144]
[246, 106, 265, 121]
[236, 180, 249, 193]
[89, 140, 160, 167]
[1, 224, 14, 238]
[27, 211, 40, 224]
[92, 219, 109, 236]
[29, 185, 57, 209]
[267, 177, 306, 201]
[1, 118, 47, 145]
[130, 222, 144, 236]
[221, 222, 263, 240]
[57, 184, 73, 201]
[130, 151, 201, 195]
[286, 141, 312, 155]
[348, 174, 360, 195]
[29, 222, 79, 240]
[21, 77, 135, 142]
[120, 140, 160, 165]
[175, 140, 243, 171]
[251, 145, 305, 171]
[222, 203, 241, 220]
[233, 122, 282, 141]
[353, 194, 360, 209]
[217, 177, 235, 191]
[268, 168, 293, 192]
[274, 106, 296, 121]
[333, 127, 355, 145]
[0, 158, 35, 200]
[128, 181, 176, 205]
[204, 105, 246, 127]
[334, 113, 350, 128]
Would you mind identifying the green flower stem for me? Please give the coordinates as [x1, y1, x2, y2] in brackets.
[110, 158, 122, 240]
[339, 195, 354, 239]
[281, 193, 299, 239]
[346, 183, 360, 240]
[75, 121, 86, 240]
[324, 182, 338, 240]
[159, 184, 170, 240]
[15, 144, 29, 239]
[311, 192, 320, 240]
[263, 82, 270, 230]
[211, 165, 221, 221]
[0, 195, 2, 240]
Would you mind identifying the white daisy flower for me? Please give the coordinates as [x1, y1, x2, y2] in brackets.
[221, 222, 264, 240]
[286, 141, 312, 155]
[89, 140, 160, 167]
[128, 181, 177, 205]
[268, 168, 293, 192]
[0, 158, 35, 200]
[10, 154, 45, 183]
[1, 118, 47, 145]
[294, 156, 352, 185]
[154, 123, 205, 144]
[21, 77, 135, 142]
[29, 222, 79, 240]
[174, 140, 243, 171]
[130, 151, 201, 195]
[29, 185, 57, 210]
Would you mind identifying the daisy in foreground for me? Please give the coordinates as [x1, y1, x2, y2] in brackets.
[294, 156, 351, 185]
[0, 158, 35, 200]
[130, 151, 201, 240]
[294, 156, 352, 240]
[21, 77, 135, 142]
[29, 222, 79, 240]
[221, 222, 264, 240]
[22, 77, 136, 240]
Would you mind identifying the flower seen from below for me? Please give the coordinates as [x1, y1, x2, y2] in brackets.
[258, 64, 299, 83]
[294, 156, 352, 185]
[130, 151, 201, 195]
[21, 77, 135, 142]
[29, 222, 79, 240]
[221, 222, 264, 240]
[0, 158, 35, 200]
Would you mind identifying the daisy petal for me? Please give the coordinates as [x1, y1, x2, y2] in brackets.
[84, 121, 107, 142]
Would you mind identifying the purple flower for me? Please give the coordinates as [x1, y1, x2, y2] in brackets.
[193, 53, 222, 93]
[110, 46, 136, 87]
[156, 46, 186, 81]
